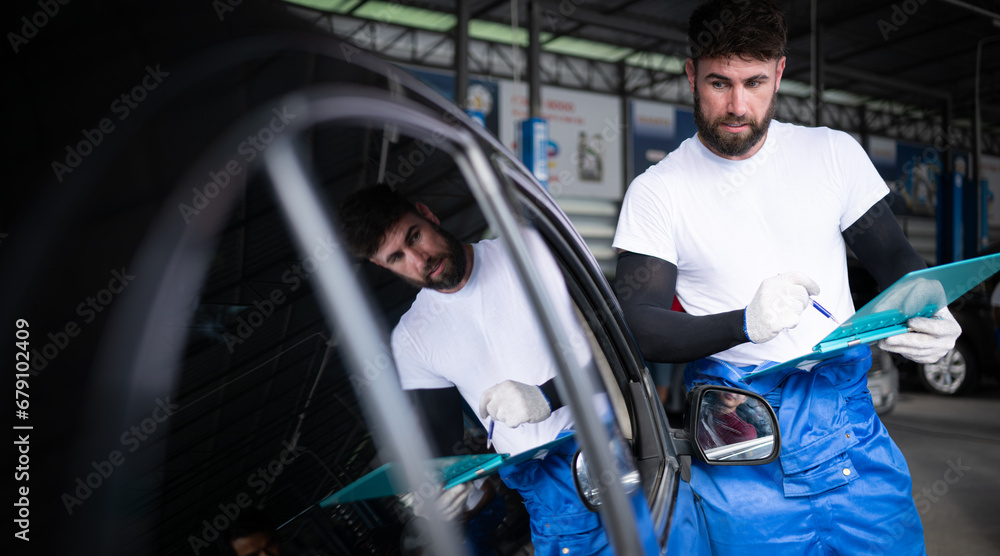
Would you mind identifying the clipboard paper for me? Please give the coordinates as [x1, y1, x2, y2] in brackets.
[744, 253, 1000, 381]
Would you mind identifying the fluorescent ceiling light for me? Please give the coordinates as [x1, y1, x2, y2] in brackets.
[469, 20, 554, 46]
[284, 0, 361, 13]
[354, 1, 457, 31]
[542, 36, 632, 63]
[623, 51, 685, 73]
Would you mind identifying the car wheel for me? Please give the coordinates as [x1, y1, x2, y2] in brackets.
[917, 340, 979, 396]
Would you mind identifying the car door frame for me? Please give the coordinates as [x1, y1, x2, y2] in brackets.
[259, 85, 654, 555]
[491, 156, 682, 549]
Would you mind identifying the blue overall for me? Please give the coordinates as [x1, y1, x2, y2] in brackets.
[682, 345, 927, 555]
[498, 436, 613, 555]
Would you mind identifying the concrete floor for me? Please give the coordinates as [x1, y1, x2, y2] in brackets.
[881, 381, 1000, 556]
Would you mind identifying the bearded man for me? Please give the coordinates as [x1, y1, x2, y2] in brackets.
[613, 0, 958, 554]
[340, 184, 611, 555]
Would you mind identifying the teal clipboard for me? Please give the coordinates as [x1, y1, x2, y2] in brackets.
[744, 253, 1000, 380]
[319, 432, 576, 507]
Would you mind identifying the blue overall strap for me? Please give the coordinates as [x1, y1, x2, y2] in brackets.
[498, 436, 612, 556]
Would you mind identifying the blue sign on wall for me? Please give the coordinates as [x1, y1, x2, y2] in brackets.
[521, 117, 549, 187]
[404, 67, 500, 137]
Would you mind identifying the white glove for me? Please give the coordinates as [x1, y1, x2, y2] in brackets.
[871, 277, 947, 316]
[411, 481, 472, 521]
[744, 272, 821, 344]
[879, 306, 961, 364]
[479, 380, 551, 428]
[438, 482, 472, 520]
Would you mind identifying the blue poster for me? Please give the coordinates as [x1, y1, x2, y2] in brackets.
[404, 67, 500, 137]
[629, 99, 696, 182]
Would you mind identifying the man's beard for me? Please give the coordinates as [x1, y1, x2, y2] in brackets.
[693, 86, 776, 158]
[412, 225, 467, 292]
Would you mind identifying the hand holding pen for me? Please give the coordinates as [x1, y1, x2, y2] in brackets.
[811, 299, 840, 325]
[746, 272, 823, 343]
[486, 418, 494, 450]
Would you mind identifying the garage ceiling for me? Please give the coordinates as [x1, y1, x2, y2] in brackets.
[291, 0, 1000, 135]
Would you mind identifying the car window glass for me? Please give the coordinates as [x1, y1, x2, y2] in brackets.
[164, 114, 626, 554]
[116, 75, 658, 551]
[320, 121, 613, 553]
[128, 119, 482, 554]
[156, 131, 386, 554]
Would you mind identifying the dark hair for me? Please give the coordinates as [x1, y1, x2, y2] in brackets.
[219, 507, 277, 555]
[687, 0, 787, 63]
[339, 184, 421, 259]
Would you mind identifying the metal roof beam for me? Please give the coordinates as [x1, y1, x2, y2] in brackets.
[786, 0, 897, 38]
[471, 0, 507, 20]
[536, 0, 687, 43]
[826, 64, 951, 101]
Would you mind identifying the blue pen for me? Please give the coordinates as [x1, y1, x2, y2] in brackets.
[486, 418, 495, 450]
[811, 299, 841, 325]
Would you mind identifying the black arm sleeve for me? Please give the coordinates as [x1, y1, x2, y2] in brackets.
[615, 251, 748, 363]
[538, 378, 564, 411]
[409, 387, 465, 457]
[843, 198, 926, 290]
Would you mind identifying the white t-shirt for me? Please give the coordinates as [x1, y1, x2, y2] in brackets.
[614, 121, 888, 366]
[392, 237, 586, 455]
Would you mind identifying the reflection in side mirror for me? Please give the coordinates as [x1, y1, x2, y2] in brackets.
[687, 386, 780, 466]
[571, 441, 642, 512]
[572, 449, 601, 512]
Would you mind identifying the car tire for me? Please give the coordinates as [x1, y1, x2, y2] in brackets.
[917, 340, 979, 396]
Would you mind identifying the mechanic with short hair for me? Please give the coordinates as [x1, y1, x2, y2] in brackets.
[340, 184, 611, 555]
[613, 1, 960, 554]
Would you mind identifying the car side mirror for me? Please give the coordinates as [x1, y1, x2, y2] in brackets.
[683, 385, 780, 465]
[570, 441, 642, 512]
